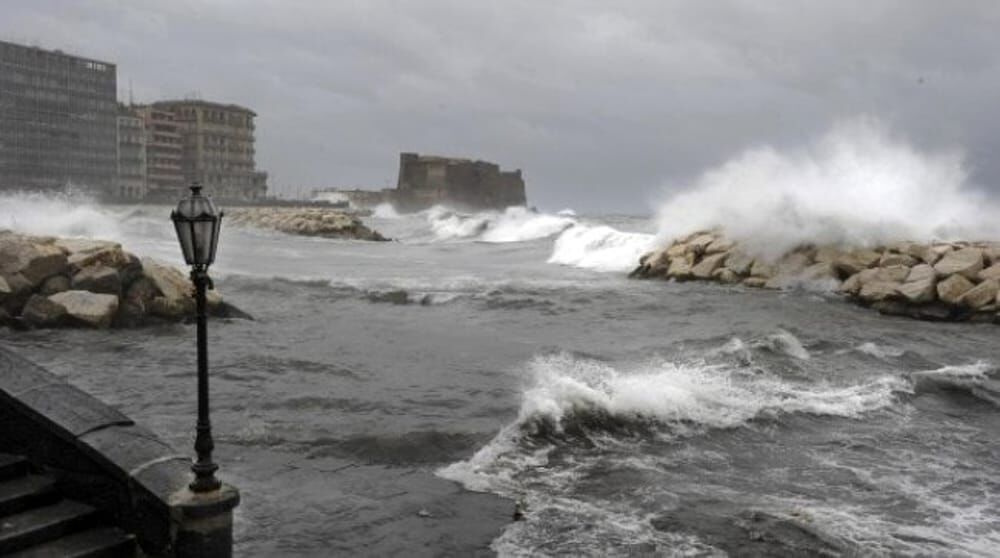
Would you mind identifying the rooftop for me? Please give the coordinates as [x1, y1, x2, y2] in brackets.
[153, 99, 256, 117]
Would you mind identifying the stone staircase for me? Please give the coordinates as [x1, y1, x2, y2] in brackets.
[0, 454, 135, 557]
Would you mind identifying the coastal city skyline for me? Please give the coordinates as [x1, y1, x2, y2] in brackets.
[0, 39, 270, 202]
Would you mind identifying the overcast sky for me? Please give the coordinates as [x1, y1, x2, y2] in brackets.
[3, 1, 998, 212]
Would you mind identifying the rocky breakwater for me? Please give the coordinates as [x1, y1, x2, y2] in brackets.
[630, 230, 1000, 323]
[0, 231, 244, 329]
[227, 207, 387, 241]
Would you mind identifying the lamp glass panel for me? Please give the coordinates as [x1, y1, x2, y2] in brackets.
[193, 220, 216, 265]
[209, 216, 222, 264]
[173, 217, 196, 264]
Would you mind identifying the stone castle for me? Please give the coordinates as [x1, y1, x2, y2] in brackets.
[316, 153, 527, 212]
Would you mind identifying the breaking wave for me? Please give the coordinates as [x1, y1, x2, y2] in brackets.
[427, 206, 576, 243]
[440, 351, 905, 488]
[0, 191, 123, 240]
[911, 361, 1000, 407]
[371, 203, 401, 219]
[547, 225, 655, 272]
[655, 117, 1000, 260]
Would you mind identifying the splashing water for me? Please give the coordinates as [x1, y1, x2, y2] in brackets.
[655, 118, 998, 260]
[548, 225, 655, 272]
[0, 191, 123, 240]
[427, 206, 576, 243]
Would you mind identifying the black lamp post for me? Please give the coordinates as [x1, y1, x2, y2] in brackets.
[171, 182, 224, 493]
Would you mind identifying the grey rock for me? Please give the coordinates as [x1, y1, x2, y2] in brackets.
[0, 237, 68, 287]
[933, 247, 983, 279]
[958, 279, 999, 310]
[48, 290, 119, 328]
[20, 294, 67, 328]
[906, 264, 936, 283]
[859, 281, 901, 302]
[977, 263, 1000, 282]
[691, 253, 727, 279]
[724, 250, 754, 275]
[896, 277, 937, 303]
[71, 265, 122, 296]
[936, 274, 975, 305]
[879, 252, 918, 267]
[39, 274, 71, 296]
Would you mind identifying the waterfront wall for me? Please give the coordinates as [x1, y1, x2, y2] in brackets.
[0, 347, 193, 555]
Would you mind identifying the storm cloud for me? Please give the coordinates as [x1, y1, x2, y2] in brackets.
[3, 1, 998, 211]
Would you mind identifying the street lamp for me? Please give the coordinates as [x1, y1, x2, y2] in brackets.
[171, 181, 224, 493]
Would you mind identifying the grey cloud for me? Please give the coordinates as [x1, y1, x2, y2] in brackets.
[3, 1, 999, 211]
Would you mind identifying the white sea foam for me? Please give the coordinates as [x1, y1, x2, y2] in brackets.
[547, 224, 656, 272]
[371, 203, 401, 219]
[440, 352, 904, 490]
[426, 206, 576, 243]
[910, 361, 1000, 406]
[440, 350, 907, 556]
[855, 342, 905, 359]
[655, 117, 999, 260]
[0, 191, 123, 240]
[753, 329, 811, 360]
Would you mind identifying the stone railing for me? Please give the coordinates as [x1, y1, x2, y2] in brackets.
[0, 347, 239, 557]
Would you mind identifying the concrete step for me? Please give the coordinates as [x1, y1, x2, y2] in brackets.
[9, 526, 136, 558]
[0, 474, 59, 517]
[0, 499, 100, 554]
[0, 454, 29, 481]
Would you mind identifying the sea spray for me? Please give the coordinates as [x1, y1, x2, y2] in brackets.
[441, 350, 906, 488]
[371, 203, 401, 219]
[427, 206, 575, 243]
[547, 225, 656, 272]
[655, 118, 998, 260]
[0, 191, 123, 240]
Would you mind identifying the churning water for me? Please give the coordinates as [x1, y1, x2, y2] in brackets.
[4, 125, 1000, 556]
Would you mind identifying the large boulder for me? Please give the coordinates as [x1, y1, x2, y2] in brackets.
[936, 274, 975, 305]
[117, 277, 159, 327]
[71, 265, 122, 296]
[859, 281, 901, 303]
[712, 268, 740, 284]
[666, 243, 689, 258]
[958, 279, 999, 310]
[799, 262, 840, 282]
[832, 249, 880, 277]
[724, 250, 754, 276]
[0, 273, 34, 315]
[141, 259, 194, 319]
[686, 234, 717, 255]
[933, 247, 983, 279]
[978, 263, 1000, 282]
[0, 237, 68, 287]
[705, 237, 735, 255]
[667, 256, 695, 279]
[906, 264, 936, 283]
[839, 272, 863, 295]
[59, 239, 131, 271]
[38, 275, 70, 296]
[691, 253, 727, 279]
[47, 291, 119, 328]
[21, 294, 68, 328]
[896, 277, 937, 303]
[750, 260, 776, 278]
[879, 252, 918, 267]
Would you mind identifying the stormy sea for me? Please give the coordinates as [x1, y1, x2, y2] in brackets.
[5, 125, 1000, 556]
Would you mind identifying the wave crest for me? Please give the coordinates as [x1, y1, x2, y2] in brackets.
[427, 206, 575, 243]
[547, 225, 655, 272]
